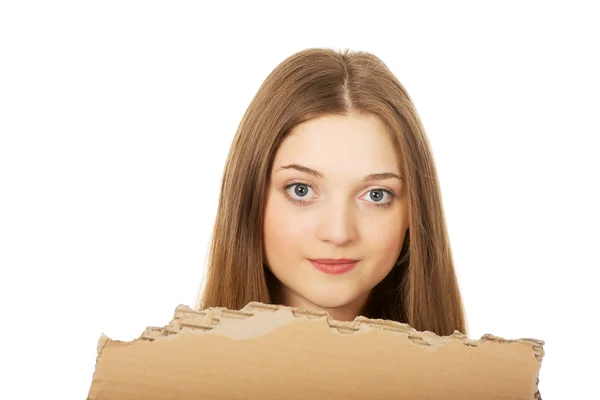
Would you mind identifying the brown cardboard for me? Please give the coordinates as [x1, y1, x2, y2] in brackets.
[87, 302, 545, 399]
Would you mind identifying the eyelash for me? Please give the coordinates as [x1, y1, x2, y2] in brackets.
[280, 181, 397, 209]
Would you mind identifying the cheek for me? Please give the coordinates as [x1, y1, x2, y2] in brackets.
[362, 216, 407, 264]
[263, 197, 310, 263]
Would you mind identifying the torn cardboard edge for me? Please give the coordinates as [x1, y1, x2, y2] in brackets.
[116, 302, 545, 360]
[90, 302, 545, 399]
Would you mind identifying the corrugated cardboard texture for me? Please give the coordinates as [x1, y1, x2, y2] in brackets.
[87, 302, 545, 399]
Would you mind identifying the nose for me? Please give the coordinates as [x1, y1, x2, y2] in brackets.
[316, 198, 357, 245]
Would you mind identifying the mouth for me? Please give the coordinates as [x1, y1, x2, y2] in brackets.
[308, 259, 359, 275]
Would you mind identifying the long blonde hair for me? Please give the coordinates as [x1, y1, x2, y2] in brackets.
[196, 48, 468, 337]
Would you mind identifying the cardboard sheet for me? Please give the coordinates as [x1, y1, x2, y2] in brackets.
[87, 302, 545, 399]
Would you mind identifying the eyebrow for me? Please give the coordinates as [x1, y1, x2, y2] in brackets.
[276, 164, 403, 182]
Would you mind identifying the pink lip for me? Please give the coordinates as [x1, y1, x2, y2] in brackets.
[308, 258, 360, 264]
[308, 259, 359, 275]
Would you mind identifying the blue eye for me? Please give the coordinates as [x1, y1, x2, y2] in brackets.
[365, 189, 395, 208]
[290, 183, 312, 198]
[280, 182, 396, 208]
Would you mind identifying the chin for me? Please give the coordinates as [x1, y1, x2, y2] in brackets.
[301, 287, 362, 311]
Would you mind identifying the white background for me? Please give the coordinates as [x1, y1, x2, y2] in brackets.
[1, 1, 598, 398]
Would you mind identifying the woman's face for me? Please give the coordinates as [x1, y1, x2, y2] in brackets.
[263, 112, 409, 321]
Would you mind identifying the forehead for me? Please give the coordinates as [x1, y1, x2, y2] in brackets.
[273, 113, 401, 174]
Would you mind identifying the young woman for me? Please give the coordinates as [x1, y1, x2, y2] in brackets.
[195, 48, 468, 337]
